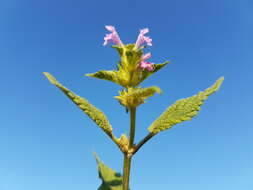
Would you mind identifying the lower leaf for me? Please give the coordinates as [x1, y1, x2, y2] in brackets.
[94, 153, 123, 190]
[148, 77, 224, 134]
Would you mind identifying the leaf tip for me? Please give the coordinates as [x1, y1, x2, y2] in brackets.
[43, 72, 49, 77]
[85, 73, 93, 77]
[92, 151, 100, 164]
[155, 86, 162, 94]
[218, 76, 225, 83]
[43, 72, 57, 85]
[214, 76, 225, 91]
[164, 60, 171, 65]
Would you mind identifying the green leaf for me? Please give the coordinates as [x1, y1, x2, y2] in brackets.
[112, 45, 124, 56]
[148, 77, 224, 134]
[86, 45, 168, 88]
[86, 70, 119, 85]
[43, 72, 113, 135]
[94, 153, 124, 190]
[115, 86, 162, 108]
[139, 61, 169, 83]
[133, 86, 162, 97]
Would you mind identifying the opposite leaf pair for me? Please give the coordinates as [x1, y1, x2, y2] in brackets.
[86, 44, 169, 88]
[43, 71, 223, 148]
[44, 25, 224, 190]
[44, 72, 223, 190]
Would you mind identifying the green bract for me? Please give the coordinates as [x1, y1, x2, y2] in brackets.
[115, 86, 161, 108]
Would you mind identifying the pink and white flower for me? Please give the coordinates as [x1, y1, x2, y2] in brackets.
[139, 52, 154, 71]
[103, 25, 124, 47]
[139, 61, 154, 71]
[135, 28, 152, 49]
[141, 52, 152, 62]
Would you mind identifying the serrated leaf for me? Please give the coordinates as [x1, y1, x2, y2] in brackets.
[115, 86, 162, 108]
[132, 86, 162, 97]
[148, 77, 224, 134]
[43, 72, 113, 135]
[94, 153, 123, 190]
[86, 70, 119, 85]
[139, 61, 169, 83]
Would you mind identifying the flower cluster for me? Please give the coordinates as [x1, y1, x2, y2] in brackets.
[103, 25, 154, 71]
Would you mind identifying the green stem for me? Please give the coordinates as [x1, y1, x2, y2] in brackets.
[122, 107, 136, 190]
[122, 154, 132, 190]
[129, 108, 136, 147]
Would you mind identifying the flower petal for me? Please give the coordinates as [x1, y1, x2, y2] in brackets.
[105, 25, 116, 32]
[139, 61, 154, 71]
[103, 25, 124, 47]
[135, 28, 153, 49]
[140, 28, 149, 35]
[141, 52, 152, 62]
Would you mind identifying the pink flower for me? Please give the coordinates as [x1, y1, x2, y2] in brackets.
[141, 52, 151, 62]
[103, 25, 124, 47]
[139, 61, 154, 71]
[135, 28, 152, 49]
[139, 52, 154, 71]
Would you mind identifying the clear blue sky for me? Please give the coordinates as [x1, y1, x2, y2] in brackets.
[0, 0, 252, 189]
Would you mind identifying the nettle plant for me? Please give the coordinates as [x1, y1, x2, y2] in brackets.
[44, 26, 224, 190]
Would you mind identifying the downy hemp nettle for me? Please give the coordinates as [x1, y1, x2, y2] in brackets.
[44, 26, 224, 190]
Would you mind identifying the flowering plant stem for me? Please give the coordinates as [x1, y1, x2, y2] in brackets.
[122, 155, 132, 190]
[122, 107, 136, 190]
[43, 26, 224, 190]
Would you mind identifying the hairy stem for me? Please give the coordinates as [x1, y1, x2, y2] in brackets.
[122, 107, 136, 190]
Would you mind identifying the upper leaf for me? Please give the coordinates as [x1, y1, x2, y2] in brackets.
[139, 61, 169, 84]
[94, 153, 124, 190]
[148, 77, 224, 134]
[43, 72, 113, 135]
[86, 44, 169, 88]
[86, 70, 119, 85]
[115, 86, 162, 108]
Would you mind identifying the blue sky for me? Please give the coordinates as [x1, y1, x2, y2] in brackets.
[0, 0, 253, 189]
